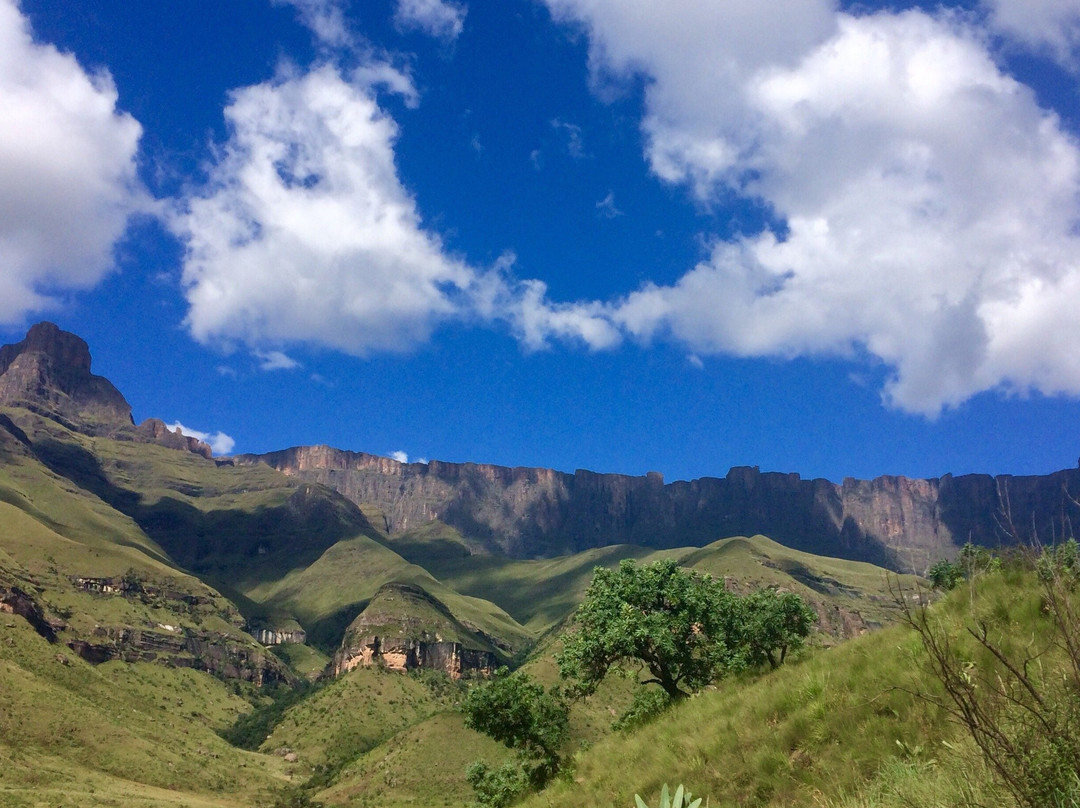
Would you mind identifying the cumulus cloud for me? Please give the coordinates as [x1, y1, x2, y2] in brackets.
[167, 422, 236, 456]
[393, 0, 467, 43]
[983, 0, 1080, 68]
[172, 63, 473, 355]
[172, 61, 615, 357]
[0, 0, 146, 324]
[389, 450, 409, 463]
[543, 0, 1080, 415]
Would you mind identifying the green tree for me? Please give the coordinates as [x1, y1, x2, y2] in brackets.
[739, 588, 817, 670]
[556, 559, 741, 700]
[462, 668, 568, 802]
[927, 558, 963, 591]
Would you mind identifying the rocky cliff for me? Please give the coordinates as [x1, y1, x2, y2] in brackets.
[0, 323, 213, 457]
[237, 445, 1080, 571]
[331, 582, 502, 678]
[0, 322, 133, 428]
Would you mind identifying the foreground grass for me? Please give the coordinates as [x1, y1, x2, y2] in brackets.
[515, 569, 1062, 808]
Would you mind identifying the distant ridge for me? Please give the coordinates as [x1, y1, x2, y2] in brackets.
[2, 322, 1076, 573]
[238, 444, 1080, 572]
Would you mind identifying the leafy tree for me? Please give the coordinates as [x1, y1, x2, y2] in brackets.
[556, 559, 742, 700]
[927, 558, 963, 591]
[739, 588, 817, 670]
[462, 668, 568, 800]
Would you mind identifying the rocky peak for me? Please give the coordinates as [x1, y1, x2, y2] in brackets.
[0, 322, 133, 428]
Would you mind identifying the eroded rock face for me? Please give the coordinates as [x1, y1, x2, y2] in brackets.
[238, 447, 1080, 571]
[0, 325, 214, 459]
[331, 635, 497, 679]
[135, 418, 213, 459]
[0, 322, 133, 428]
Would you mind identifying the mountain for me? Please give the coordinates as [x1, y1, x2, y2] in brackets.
[0, 321, 1006, 807]
[0, 321, 133, 428]
[238, 444, 1080, 572]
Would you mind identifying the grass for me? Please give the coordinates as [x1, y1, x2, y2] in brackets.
[420, 535, 919, 639]
[1, 400, 991, 808]
[0, 614, 289, 807]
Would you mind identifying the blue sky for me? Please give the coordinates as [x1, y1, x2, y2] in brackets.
[3, 0, 1080, 483]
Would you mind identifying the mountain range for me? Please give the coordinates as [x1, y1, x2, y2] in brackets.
[0, 321, 1073, 806]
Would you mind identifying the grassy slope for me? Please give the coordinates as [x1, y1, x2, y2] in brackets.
[516, 570, 1047, 808]
[0, 616, 289, 808]
[2, 409, 531, 658]
[416, 533, 918, 637]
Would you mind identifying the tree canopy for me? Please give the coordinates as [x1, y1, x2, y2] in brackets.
[556, 559, 815, 700]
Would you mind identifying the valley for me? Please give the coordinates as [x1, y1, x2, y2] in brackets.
[0, 323, 1076, 807]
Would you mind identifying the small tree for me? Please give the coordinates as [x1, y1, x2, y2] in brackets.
[739, 588, 817, 670]
[900, 547, 1080, 808]
[556, 559, 741, 700]
[462, 668, 568, 805]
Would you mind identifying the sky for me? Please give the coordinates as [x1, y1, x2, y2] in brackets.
[3, 0, 1080, 483]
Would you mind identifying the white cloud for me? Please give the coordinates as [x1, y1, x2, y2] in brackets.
[595, 190, 623, 219]
[167, 421, 236, 456]
[394, 0, 467, 43]
[544, 1, 1080, 415]
[983, 0, 1080, 68]
[255, 349, 301, 371]
[173, 61, 616, 358]
[389, 450, 409, 463]
[272, 0, 352, 48]
[0, 0, 146, 324]
[551, 118, 586, 159]
[172, 63, 473, 355]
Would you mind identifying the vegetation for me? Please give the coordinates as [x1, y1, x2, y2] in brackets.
[557, 559, 814, 701]
[463, 668, 569, 805]
[634, 783, 703, 808]
[903, 542, 1080, 807]
[9, 397, 1057, 808]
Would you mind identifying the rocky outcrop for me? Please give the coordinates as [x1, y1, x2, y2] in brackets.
[67, 625, 289, 685]
[332, 635, 498, 679]
[0, 324, 213, 459]
[0, 322, 133, 428]
[134, 418, 213, 459]
[1, 585, 59, 643]
[238, 446, 1080, 571]
[331, 582, 503, 678]
[251, 628, 307, 646]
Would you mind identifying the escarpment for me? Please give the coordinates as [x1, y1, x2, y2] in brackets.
[238, 446, 1080, 572]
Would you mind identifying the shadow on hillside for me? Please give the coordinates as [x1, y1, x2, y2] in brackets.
[31, 437, 374, 587]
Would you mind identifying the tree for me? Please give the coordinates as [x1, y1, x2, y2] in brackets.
[462, 667, 568, 804]
[556, 559, 741, 700]
[927, 558, 963, 591]
[739, 588, 817, 670]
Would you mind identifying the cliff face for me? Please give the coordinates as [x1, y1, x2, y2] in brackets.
[330, 582, 503, 678]
[0, 322, 133, 428]
[237, 446, 1080, 571]
[0, 323, 213, 458]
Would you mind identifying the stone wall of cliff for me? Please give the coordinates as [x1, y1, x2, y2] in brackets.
[237, 446, 1080, 571]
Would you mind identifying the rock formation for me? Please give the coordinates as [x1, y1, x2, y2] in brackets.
[331, 582, 501, 678]
[0, 321, 133, 428]
[238, 446, 1080, 572]
[0, 323, 212, 457]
